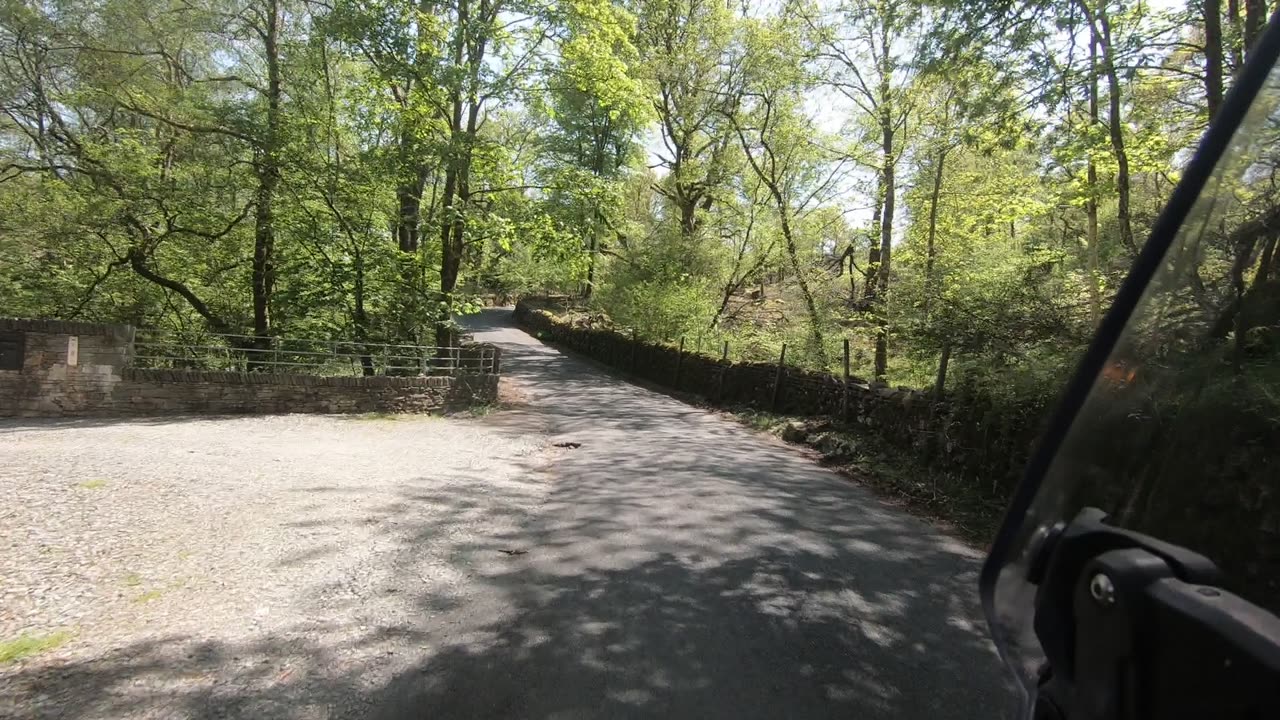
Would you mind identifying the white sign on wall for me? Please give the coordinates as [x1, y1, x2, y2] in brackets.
[67, 336, 78, 367]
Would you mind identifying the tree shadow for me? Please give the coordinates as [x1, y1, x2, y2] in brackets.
[3, 538, 1006, 720]
[373, 546, 1006, 720]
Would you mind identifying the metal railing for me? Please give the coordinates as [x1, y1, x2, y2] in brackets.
[130, 331, 497, 377]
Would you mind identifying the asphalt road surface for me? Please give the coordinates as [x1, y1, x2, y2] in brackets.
[380, 308, 1012, 719]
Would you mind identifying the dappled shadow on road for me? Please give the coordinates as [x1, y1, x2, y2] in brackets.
[0, 630, 388, 720]
[2, 543, 1000, 719]
[373, 550, 1000, 720]
[2, 309, 1012, 719]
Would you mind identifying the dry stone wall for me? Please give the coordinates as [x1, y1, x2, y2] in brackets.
[514, 299, 1044, 491]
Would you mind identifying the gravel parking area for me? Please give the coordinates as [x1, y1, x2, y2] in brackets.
[0, 413, 549, 719]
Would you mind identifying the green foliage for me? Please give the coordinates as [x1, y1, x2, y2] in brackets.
[0, 0, 1259, 404]
[596, 276, 717, 341]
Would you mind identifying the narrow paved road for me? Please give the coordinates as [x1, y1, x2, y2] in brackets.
[376, 309, 1012, 719]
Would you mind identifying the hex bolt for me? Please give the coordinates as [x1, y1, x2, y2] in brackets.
[1090, 573, 1116, 607]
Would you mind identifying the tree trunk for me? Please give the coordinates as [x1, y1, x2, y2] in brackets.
[678, 192, 700, 238]
[1245, 0, 1266, 51]
[436, 0, 481, 352]
[396, 162, 426, 252]
[584, 229, 598, 300]
[251, 0, 282, 357]
[779, 208, 826, 366]
[933, 342, 952, 401]
[1094, 6, 1136, 254]
[923, 147, 947, 320]
[878, 125, 894, 298]
[583, 129, 610, 301]
[1208, 204, 1280, 339]
[864, 175, 883, 303]
[127, 245, 230, 334]
[1229, 0, 1244, 67]
[1231, 237, 1258, 371]
[437, 159, 460, 350]
[1087, 31, 1103, 328]
[1256, 232, 1278, 287]
[730, 112, 826, 367]
[1205, 0, 1225, 120]
[1237, 232, 1279, 364]
[353, 249, 374, 376]
[873, 102, 895, 380]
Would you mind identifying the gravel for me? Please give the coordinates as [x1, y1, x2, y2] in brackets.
[0, 412, 550, 719]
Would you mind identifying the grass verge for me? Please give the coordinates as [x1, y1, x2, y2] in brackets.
[727, 407, 1006, 547]
[0, 630, 73, 664]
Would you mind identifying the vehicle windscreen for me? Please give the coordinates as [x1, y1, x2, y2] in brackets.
[982, 54, 1280, 699]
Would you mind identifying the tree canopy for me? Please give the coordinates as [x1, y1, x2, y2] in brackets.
[2, 0, 1277, 397]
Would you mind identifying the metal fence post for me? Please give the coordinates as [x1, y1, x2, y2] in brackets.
[771, 343, 787, 411]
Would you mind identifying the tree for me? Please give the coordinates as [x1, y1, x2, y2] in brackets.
[2, 0, 1266, 415]
[729, 14, 854, 368]
[809, 0, 924, 379]
[540, 0, 649, 300]
[1204, 0, 1225, 119]
[1077, 0, 1136, 255]
[632, 0, 738, 240]
[0, 0, 291, 339]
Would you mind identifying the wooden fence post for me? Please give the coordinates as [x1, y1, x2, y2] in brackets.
[674, 336, 685, 389]
[841, 338, 851, 419]
[716, 340, 729, 402]
[631, 329, 638, 373]
[771, 343, 787, 411]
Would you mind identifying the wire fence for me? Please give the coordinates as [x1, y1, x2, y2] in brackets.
[130, 331, 497, 377]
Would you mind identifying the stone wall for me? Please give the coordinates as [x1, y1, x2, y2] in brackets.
[0, 318, 135, 416]
[0, 318, 498, 418]
[111, 369, 497, 416]
[514, 299, 1043, 491]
